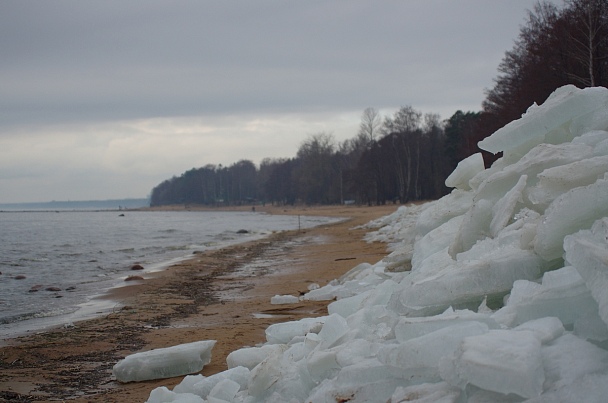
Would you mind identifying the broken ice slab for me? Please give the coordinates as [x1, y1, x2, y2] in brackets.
[513, 317, 564, 344]
[248, 349, 315, 402]
[536, 177, 608, 261]
[445, 152, 485, 191]
[113, 340, 216, 383]
[207, 378, 241, 402]
[187, 366, 249, 399]
[394, 307, 498, 342]
[145, 386, 204, 403]
[412, 215, 462, 270]
[525, 372, 608, 403]
[492, 266, 598, 328]
[478, 85, 608, 161]
[541, 333, 608, 392]
[564, 217, 608, 327]
[302, 283, 343, 301]
[527, 154, 608, 210]
[474, 142, 592, 207]
[390, 244, 544, 317]
[440, 329, 544, 399]
[377, 321, 489, 380]
[415, 189, 474, 238]
[328, 279, 400, 318]
[307, 358, 410, 403]
[316, 313, 350, 350]
[265, 316, 326, 344]
[226, 344, 287, 370]
[489, 174, 527, 237]
[345, 305, 398, 341]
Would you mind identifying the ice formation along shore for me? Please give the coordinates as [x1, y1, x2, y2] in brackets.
[128, 85, 608, 402]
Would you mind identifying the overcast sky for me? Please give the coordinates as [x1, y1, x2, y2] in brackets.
[0, 1, 561, 204]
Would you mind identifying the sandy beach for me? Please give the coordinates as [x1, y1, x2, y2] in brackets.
[0, 204, 398, 402]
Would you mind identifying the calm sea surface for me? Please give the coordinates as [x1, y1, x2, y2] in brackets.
[0, 210, 339, 338]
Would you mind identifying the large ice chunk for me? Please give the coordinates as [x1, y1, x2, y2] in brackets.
[478, 85, 608, 161]
[513, 317, 564, 344]
[564, 218, 608, 326]
[345, 305, 398, 341]
[527, 155, 608, 210]
[265, 316, 326, 344]
[307, 358, 408, 403]
[207, 378, 240, 402]
[415, 189, 474, 237]
[113, 340, 216, 383]
[536, 177, 608, 261]
[489, 174, 527, 237]
[541, 333, 608, 391]
[445, 152, 485, 191]
[474, 142, 592, 205]
[492, 266, 597, 327]
[316, 313, 350, 350]
[525, 372, 608, 403]
[440, 329, 544, 398]
[412, 215, 462, 270]
[391, 244, 544, 317]
[448, 199, 494, 256]
[377, 321, 489, 380]
[328, 279, 400, 318]
[145, 387, 204, 403]
[394, 308, 498, 342]
[183, 367, 250, 399]
[226, 344, 286, 370]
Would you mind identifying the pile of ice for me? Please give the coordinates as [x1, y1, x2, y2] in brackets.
[145, 85, 608, 402]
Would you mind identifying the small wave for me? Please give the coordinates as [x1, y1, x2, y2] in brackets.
[0, 307, 77, 325]
[59, 252, 83, 257]
[166, 245, 190, 251]
[18, 257, 50, 262]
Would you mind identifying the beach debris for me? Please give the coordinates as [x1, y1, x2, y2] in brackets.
[130, 264, 144, 270]
[112, 340, 216, 383]
[45, 287, 61, 292]
[148, 86, 608, 402]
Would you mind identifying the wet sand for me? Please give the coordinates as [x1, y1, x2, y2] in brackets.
[0, 204, 398, 402]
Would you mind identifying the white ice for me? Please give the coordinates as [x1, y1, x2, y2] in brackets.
[113, 340, 216, 383]
[144, 86, 608, 402]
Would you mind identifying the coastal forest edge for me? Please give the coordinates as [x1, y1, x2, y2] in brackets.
[150, 0, 608, 208]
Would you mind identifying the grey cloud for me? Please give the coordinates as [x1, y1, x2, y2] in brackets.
[0, 0, 548, 130]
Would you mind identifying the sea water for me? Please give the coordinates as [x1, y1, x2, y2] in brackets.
[0, 210, 338, 339]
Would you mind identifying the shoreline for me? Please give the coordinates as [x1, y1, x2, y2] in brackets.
[0, 207, 343, 341]
[0, 204, 399, 402]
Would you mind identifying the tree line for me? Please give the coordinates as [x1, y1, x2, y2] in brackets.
[150, 0, 608, 208]
[150, 107, 452, 207]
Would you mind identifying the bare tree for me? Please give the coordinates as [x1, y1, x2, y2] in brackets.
[565, 0, 608, 87]
[358, 107, 382, 144]
[381, 105, 422, 136]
